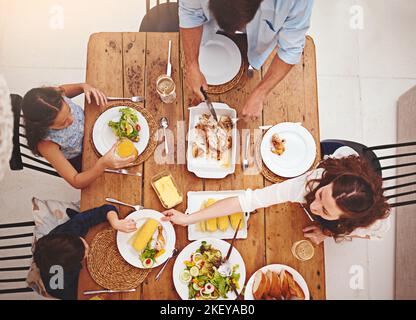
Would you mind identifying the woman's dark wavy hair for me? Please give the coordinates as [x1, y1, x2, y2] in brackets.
[304, 156, 390, 239]
[22, 87, 64, 156]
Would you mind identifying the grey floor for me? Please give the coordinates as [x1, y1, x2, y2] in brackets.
[1, 0, 416, 299]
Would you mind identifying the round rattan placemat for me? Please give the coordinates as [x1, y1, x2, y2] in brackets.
[90, 101, 158, 167]
[87, 228, 150, 290]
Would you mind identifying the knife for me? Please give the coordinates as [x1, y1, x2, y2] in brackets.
[300, 204, 315, 222]
[167, 40, 172, 77]
[83, 288, 136, 295]
[200, 87, 218, 122]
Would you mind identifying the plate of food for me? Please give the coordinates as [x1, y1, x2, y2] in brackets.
[116, 209, 176, 269]
[199, 34, 242, 86]
[92, 106, 150, 157]
[245, 264, 309, 300]
[186, 191, 249, 241]
[173, 238, 246, 300]
[260, 122, 316, 178]
[187, 103, 237, 179]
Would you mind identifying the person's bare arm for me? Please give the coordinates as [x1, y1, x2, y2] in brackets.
[38, 141, 134, 189]
[162, 197, 243, 226]
[181, 26, 207, 101]
[242, 55, 294, 120]
[59, 83, 107, 106]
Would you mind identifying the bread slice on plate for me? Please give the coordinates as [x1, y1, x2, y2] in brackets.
[252, 271, 268, 300]
[286, 270, 305, 300]
[279, 270, 291, 300]
[268, 271, 282, 299]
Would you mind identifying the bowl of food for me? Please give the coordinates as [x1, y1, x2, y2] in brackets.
[173, 238, 246, 300]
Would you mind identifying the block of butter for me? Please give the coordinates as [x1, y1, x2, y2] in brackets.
[152, 174, 183, 209]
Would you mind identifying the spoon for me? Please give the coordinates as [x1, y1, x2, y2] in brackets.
[155, 248, 179, 281]
[160, 117, 169, 155]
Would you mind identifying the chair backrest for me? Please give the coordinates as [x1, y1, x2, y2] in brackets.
[9, 94, 61, 177]
[140, 1, 179, 32]
[0, 221, 35, 295]
[146, 0, 175, 13]
[365, 141, 416, 208]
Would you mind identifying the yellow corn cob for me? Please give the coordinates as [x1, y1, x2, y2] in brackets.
[132, 219, 159, 252]
[204, 199, 218, 232]
[217, 216, 230, 231]
[230, 212, 244, 231]
[197, 221, 206, 232]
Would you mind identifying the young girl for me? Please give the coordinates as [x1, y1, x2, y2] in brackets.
[22, 83, 135, 189]
[162, 151, 391, 244]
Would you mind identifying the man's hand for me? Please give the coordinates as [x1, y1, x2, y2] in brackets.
[242, 90, 266, 121]
[185, 64, 208, 102]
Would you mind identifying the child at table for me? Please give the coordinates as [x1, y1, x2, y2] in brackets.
[162, 149, 391, 244]
[32, 204, 137, 300]
[21, 83, 136, 189]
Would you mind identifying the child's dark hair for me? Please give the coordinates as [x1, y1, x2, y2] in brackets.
[33, 234, 85, 274]
[22, 87, 64, 155]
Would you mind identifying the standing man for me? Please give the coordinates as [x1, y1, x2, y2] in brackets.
[179, 0, 314, 120]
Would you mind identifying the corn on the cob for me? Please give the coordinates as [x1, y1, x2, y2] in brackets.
[217, 216, 230, 231]
[132, 219, 159, 252]
[230, 212, 244, 231]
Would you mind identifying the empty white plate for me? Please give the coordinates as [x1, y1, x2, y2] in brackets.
[260, 123, 317, 178]
[92, 106, 150, 157]
[199, 34, 242, 86]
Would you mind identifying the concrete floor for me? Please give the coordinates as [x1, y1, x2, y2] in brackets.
[1, 0, 415, 300]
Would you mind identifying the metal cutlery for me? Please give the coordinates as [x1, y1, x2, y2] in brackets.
[106, 198, 144, 211]
[247, 65, 254, 78]
[83, 288, 136, 295]
[259, 122, 302, 130]
[104, 169, 142, 177]
[167, 40, 172, 77]
[160, 117, 169, 155]
[155, 248, 179, 281]
[107, 96, 145, 103]
[300, 204, 315, 222]
[242, 131, 250, 171]
[200, 87, 218, 122]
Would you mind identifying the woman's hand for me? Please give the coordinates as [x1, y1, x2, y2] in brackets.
[99, 144, 136, 169]
[82, 83, 107, 106]
[161, 209, 191, 226]
[111, 218, 137, 233]
[303, 225, 328, 245]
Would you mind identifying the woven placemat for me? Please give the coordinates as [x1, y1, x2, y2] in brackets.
[90, 101, 158, 167]
[254, 135, 286, 184]
[87, 228, 150, 290]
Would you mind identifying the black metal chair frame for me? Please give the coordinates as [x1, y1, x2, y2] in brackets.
[0, 221, 35, 295]
[9, 94, 61, 178]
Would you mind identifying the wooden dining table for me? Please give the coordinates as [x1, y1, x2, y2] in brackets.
[77, 32, 325, 300]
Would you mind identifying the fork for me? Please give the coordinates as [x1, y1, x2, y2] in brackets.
[104, 169, 142, 177]
[247, 65, 254, 78]
[106, 198, 144, 211]
[242, 131, 250, 171]
[107, 96, 145, 103]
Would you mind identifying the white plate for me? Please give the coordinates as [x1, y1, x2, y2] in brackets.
[244, 264, 310, 300]
[116, 209, 176, 269]
[199, 34, 242, 86]
[173, 238, 246, 300]
[186, 191, 250, 241]
[261, 122, 317, 178]
[92, 106, 150, 156]
[187, 103, 237, 179]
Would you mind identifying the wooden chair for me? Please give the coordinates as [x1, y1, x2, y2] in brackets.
[9, 94, 60, 177]
[0, 221, 35, 295]
[321, 139, 416, 208]
[140, 0, 179, 32]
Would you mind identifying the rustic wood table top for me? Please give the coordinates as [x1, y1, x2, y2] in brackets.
[77, 32, 325, 300]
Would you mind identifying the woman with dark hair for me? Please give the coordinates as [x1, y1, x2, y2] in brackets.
[22, 84, 135, 189]
[162, 150, 391, 243]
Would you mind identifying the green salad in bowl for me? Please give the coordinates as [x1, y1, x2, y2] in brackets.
[179, 241, 240, 300]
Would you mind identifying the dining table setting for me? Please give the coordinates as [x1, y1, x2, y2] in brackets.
[77, 31, 324, 301]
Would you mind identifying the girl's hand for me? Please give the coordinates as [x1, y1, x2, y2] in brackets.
[111, 218, 137, 233]
[161, 209, 190, 226]
[83, 83, 107, 106]
[303, 225, 328, 245]
[100, 144, 136, 169]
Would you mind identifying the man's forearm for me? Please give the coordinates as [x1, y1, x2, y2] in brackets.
[180, 26, 203, 68]
[254, 55, 294, 98]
